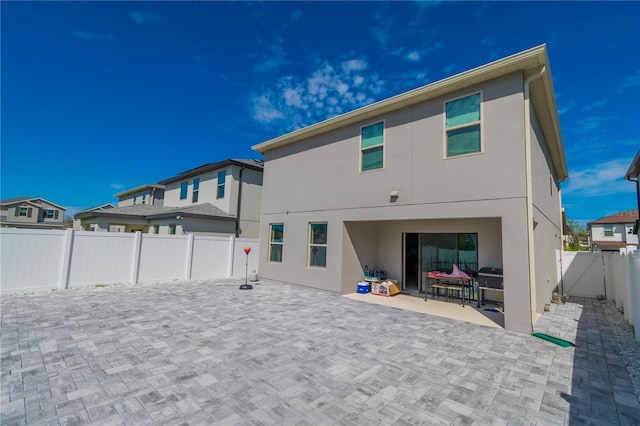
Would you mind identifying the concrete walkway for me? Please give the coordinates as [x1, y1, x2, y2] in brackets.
[1, 279, 639, 425]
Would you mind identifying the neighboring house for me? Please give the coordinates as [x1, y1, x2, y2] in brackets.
[115, 184, 165, 207]
[252, 44, 568, 333]
[0, 197, 67, 230]
[72, 203, 116, 231]
[625, 149, 640, 235]
[75, 159, 263, 237]
[588, 210, 639, 253]
[577, 235, 590, 249]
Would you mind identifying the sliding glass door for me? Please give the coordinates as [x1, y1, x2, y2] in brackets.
[404, 232, 478, 293]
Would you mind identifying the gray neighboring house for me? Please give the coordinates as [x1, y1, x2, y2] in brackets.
[0, 197, 67, 230]
[75, 159, 263, 237]
[252, 45, 568, 333]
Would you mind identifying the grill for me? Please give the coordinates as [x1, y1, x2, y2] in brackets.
[477, 267, 504, 289]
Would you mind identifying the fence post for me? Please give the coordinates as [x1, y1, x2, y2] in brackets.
[130, 231, 142, 285]
[228, 235, 236, 277]
[58, 228, 74, 290]
[629, 252, 640, 342]
[185, 233, 195, 280]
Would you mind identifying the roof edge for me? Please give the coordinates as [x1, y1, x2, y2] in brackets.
[252, 44, 549, 154]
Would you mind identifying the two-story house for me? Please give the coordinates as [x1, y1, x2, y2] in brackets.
[0, 197, 67, 230]
[625, 149, 640, 236]
[588, 210, 639, 253]
[252, 45, 568, 333]
[75, 159, 263, 237]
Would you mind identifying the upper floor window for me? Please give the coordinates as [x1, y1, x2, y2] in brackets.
[192, 178, 200, 203]
[309, 222, 327, 268]
[445, 93, 482, 158]
[18, 207, 29, 217]
[217, 171, 226, 199]
[142, 192, 147, 204]
[604, 225, 613, 237]
[133, 195, 137, 205]
[269, 224, 284, 263]
[361, 122, 384, 172]
[46, 209, 58, 219]
[180, 181, 189, 200]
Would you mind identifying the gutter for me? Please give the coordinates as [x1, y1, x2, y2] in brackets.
[524, 66, 546, 332]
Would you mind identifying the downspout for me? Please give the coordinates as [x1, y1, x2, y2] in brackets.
[524, 66, 546, 332]
[235, 166, 246, 237]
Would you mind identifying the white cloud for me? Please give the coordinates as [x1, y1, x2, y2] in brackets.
[562, 158, 636, 196]
[128, 12, 161, 25]
[70, 30, 113, 41]
[618, 70, 640, 93]
[580, 100, 607, 112]
[110, 183, 125, 190]
[405, 51, 421, 62]
[291, 9, 303, 22]
[254, 41, 291, 73]
[442, 64, 456, 74]
[251, 58, 385, 131]
[252, 94, 285, 123]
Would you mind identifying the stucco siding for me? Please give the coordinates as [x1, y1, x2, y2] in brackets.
[163, 168, 233, 212]
[258, 197, 533, 332]
[530, 105, 563, 316]
[262, 72, 527, 217]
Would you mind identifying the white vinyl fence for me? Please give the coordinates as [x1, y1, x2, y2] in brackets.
[0, 228, 259, 294]
[561, 250, 640, 341]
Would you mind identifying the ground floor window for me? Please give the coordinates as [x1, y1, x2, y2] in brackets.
[269, 224, 284, 262]
[308, 222, 327, 268]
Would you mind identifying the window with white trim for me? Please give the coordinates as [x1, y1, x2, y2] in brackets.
[180, 181, 188, 200]
[19, 207, 28, 217]
[269, 224, 284, 263]
[142, 192, 147, 204]
[46, 209, 57, 219]
[217, 171, 226, 199]
[445, 93, 482, 157]
[604, 225, 613, 237]
[308, 222, 327, 268]
[192, 178, 200, 203]
[360, 121, 384, 172]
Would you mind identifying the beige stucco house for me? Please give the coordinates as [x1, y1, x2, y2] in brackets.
[252, 45, 568, 333]
[0, 197, 67, 230]
[75, 159, 263, 237]
[588, 210, 639, 253]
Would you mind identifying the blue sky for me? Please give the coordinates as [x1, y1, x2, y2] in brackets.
[2, 1, 639, 226]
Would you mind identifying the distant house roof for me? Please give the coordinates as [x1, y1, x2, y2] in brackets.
[158, 159, 264, 185]
[74, 203, 235, 221]
[251, 44, 568, 182]
[114, 184, 165, 198]
[591, 241, 638, 251]
[0, 197, 66, 210]
[588, 210, 639, 226]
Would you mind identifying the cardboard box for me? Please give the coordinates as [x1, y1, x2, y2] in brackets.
[372, 281, 400, 297]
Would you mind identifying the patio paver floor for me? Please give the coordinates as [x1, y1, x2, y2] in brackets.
[1, 279, 639, 425]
